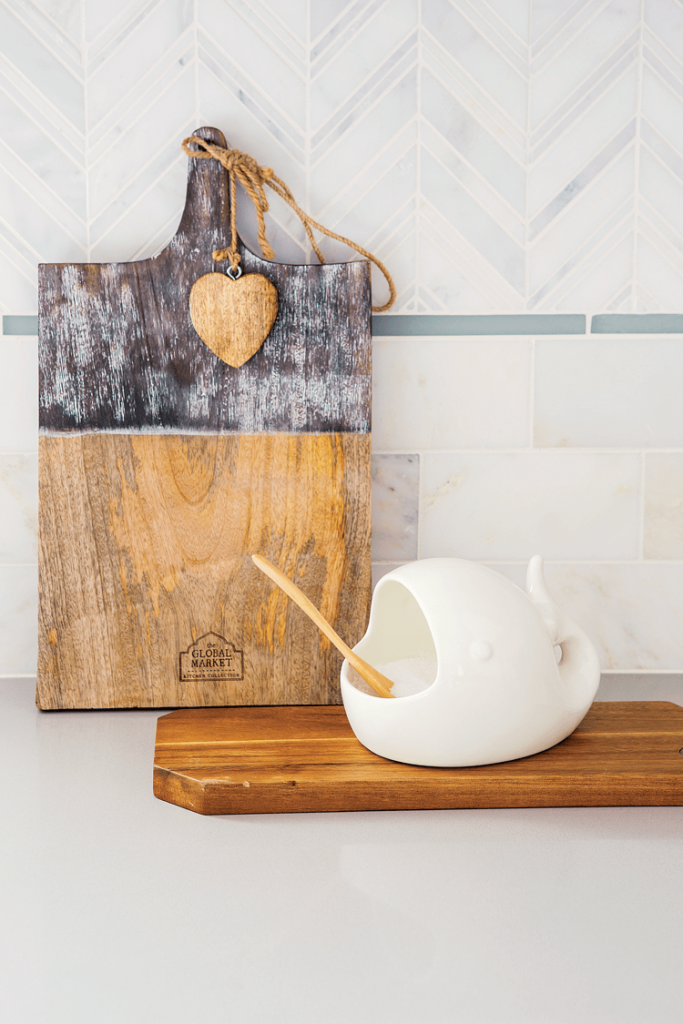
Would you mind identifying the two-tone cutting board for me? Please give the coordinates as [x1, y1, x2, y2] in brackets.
[37, 127, 372, 710]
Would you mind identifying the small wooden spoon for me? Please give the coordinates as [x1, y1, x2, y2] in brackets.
[251, 554, 395, 699]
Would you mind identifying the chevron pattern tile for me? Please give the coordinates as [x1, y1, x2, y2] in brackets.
[2, 1, 683, 679]
[2, 1, 683, 314]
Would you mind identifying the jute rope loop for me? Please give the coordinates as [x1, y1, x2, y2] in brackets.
[181, 136, 396, 312]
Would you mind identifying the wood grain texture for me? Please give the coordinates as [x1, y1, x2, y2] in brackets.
[153, 702, 683, 814]
[39, 127, 371, 436]
[38, 126, 373, 709]
[252, 554, 395, 698]
[189, 271, 278, 368]
[37, 433, 371, 709]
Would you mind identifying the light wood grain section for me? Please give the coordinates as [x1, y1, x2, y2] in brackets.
[153, 703, 683, 814]
[251, 554, 395, 698]
[37, 433, 371, 709]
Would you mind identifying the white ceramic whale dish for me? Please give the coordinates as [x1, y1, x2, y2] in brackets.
[340, 556, 601, 767]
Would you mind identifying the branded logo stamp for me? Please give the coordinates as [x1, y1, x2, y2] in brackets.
[179, 632, 244, 682]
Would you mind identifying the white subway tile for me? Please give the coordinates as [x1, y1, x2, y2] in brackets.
[0, 339, 38, 452]
[534, 338, 683, 447]
[372, 337, 530, 450]
[0, 565, 37, 675]
[644, 453, 683, 559]
[0, 454, 38, 561]
[541, 562, 683, 671]
[376, 559, 683, 670]
[420, 452, 640, 560]
[482, 562, 527, 589]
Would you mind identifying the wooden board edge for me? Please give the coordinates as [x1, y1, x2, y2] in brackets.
[152, 766, 683, 815]
[153, 766, 212, 815]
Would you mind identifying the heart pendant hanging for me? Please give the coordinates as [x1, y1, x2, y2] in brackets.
[189, 269, 278, 368]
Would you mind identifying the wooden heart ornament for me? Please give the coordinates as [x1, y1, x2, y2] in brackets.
[189, 271, 278, 368]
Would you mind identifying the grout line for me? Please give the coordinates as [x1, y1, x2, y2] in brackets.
[421, 142, 528, 231]
[428, 2, 528, 82]
[305, 0, 311, 260]
[312, 3, 415, 99]
[531, 30, 638, 153]
[528, 336, 535, 447]
[194, 0, 199, 127]
[81, 0, 90, 262]
[632, 0, 644, 312]
[0, 78, 85, 168]
[0, 139, 86, 243]
[600, 669, 683, 674]
[415, 0, 421, 311]
[416, 449, 423, 559]
[531, 0, 616, 79]
[371, 447, 683, 455]
[639, 449, 646, 559]
[85, 59, 194, 176]
[0, 3, 85, 82]
[371, 558, 683, 565]
[310, 39, 419, 178]
[524, 0, 531, 310]
[88, 153, 186, 253]
[529, 47, 639, 176]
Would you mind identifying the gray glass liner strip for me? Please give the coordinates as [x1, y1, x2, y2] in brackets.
[7, 312, 683, 338]
[592, 314, 683, 333]
[371, 314, 586, 335]
[3, 315, 38, 335]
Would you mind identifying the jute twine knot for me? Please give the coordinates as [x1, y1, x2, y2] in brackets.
[182, 136, 396, 312]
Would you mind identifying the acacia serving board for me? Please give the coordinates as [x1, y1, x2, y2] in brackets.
[153, 701, 683, 815]
[37, 127, 372, 709]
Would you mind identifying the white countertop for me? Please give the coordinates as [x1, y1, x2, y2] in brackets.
[3, 678, 683, 1024]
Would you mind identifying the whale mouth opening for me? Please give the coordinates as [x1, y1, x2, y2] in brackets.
[349, 581, 438, 698]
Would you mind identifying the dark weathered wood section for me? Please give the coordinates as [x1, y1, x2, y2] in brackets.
[153, 702, 683, 815]
[39, 127, 371, 435]
[37, 127, 372, 709]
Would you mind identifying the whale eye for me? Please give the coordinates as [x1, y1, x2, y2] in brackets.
[470, 640, 493, 662]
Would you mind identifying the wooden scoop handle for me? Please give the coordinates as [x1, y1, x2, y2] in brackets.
[251, 554, 395, 699]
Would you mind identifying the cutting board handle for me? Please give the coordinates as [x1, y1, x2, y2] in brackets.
[171, 126, 232, 262]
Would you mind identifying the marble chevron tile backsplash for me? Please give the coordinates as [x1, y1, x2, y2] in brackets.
[1, 1, 682, 678]
[4, 0, 683, 313]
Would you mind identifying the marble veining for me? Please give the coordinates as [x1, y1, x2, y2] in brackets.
[1, 2, 683, 673]
[371, 454, 419, 562]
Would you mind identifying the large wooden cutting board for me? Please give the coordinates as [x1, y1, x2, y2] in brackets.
[37, 127, 372, 709]
[153, 702, 683, 814]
